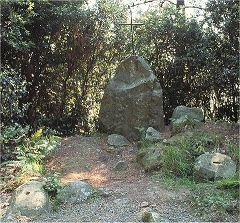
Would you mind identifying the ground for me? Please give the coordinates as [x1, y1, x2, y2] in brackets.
[38, 134, 202, 222]
[0, 121, 239, 222]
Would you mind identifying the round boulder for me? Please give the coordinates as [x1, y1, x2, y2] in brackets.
[194, 152, 236, 180]
[5, 181, 49, 218]
[57, 180, 96, 204]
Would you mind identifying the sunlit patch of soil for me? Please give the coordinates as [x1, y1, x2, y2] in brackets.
[60, 164, 110, 187]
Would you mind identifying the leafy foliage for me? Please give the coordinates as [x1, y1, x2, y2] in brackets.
[0, 128, 60, 191]
[43, 173, 62, 198]
[1, 0, 238, 138]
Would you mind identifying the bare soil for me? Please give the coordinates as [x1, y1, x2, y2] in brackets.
[1, 121, 238, 222]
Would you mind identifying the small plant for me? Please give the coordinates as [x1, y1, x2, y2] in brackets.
[161, 143, 194, 177]
[43, 173, 62, 198]
[1, 127, 61, 191]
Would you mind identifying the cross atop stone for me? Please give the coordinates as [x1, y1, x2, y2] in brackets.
[118, 5, 144, 55]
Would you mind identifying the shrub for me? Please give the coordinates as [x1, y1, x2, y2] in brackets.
[43, 173, 62, 198]
[161, 130, 224, 177]
[0, 124, 29, 161]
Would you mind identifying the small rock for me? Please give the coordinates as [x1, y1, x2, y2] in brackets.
[145, 127, 163, 142]
[113, 161, 128, 171]
[141, 208, 162, 222]
[105, 146, 122, 153]
[113, 198, 129, 205]
[107, 134, 130, 147]
[98, 188, 112, 197]
[140, 201, 150, 208]
[171, 105, 204, 122]
[57, 180, 96, 204]
[162, 139, 168, 144]
[137, 145, 162, 171]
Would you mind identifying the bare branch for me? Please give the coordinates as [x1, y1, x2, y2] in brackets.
[129, 0, 205, 10]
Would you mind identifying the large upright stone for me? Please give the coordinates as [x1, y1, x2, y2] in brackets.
[99, 56, 164, 139]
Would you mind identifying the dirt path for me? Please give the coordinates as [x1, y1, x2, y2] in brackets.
[35, 134, 202, 222]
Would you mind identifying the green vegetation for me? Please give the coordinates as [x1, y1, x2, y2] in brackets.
[146, 128, 239, 221]
[0, 127, 60, 191]
[43, 173, 62, 198]
[1, 0, 238, 136]
[151, 172, 239, 221]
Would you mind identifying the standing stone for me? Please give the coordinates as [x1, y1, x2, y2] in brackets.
[99, 56, 164, 139]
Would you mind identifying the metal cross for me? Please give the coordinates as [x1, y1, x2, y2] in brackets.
[119, 6, 144, 55]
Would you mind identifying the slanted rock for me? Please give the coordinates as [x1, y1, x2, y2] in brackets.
[107, 134, 130, 147]
[5, 181, 49, 219]
[145, 127, 162, 142]
[194, 152, 236, 180]
[57, 180, 96, 204]
[171, 106, 204, 122]
[113, 160, 128, 171]
[99, 56, 164, 139]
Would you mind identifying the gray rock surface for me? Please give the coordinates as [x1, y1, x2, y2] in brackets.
[107, 134, 130, 147]
[194, 152, 236, 180]
[141, 207, 163, 222]
[137, 145, 162, 171]
[57, 180, 96, 204]
[113, 160, 128, 171]
[171, 105, 204, 122]
[145, 127, 162, 142]
[99, 56, 164, 139]
[5, 181, 49, 219]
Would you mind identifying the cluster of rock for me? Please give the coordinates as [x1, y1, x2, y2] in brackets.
[136, 106, 237, 180]
[4, 179, 101, 221]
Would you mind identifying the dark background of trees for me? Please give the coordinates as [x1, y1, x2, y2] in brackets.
[1, 0, 239, 135]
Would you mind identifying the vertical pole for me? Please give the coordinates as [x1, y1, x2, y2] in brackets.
[130, 7, 135, 55]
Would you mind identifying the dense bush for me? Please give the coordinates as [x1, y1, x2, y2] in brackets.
[161, 130, 225, 177]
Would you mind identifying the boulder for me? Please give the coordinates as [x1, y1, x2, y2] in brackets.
[137, 146, 162, 171]
[107, 134, 130, 147]
[145, 127, 162, 142]
[113, 160, 128, 171]
[99, 56, 164, 139]
[171, 106, 204, 122]
[5, 181, 49, 219]
[194, 152, 236, 180]
[57, 180, 96, 204]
